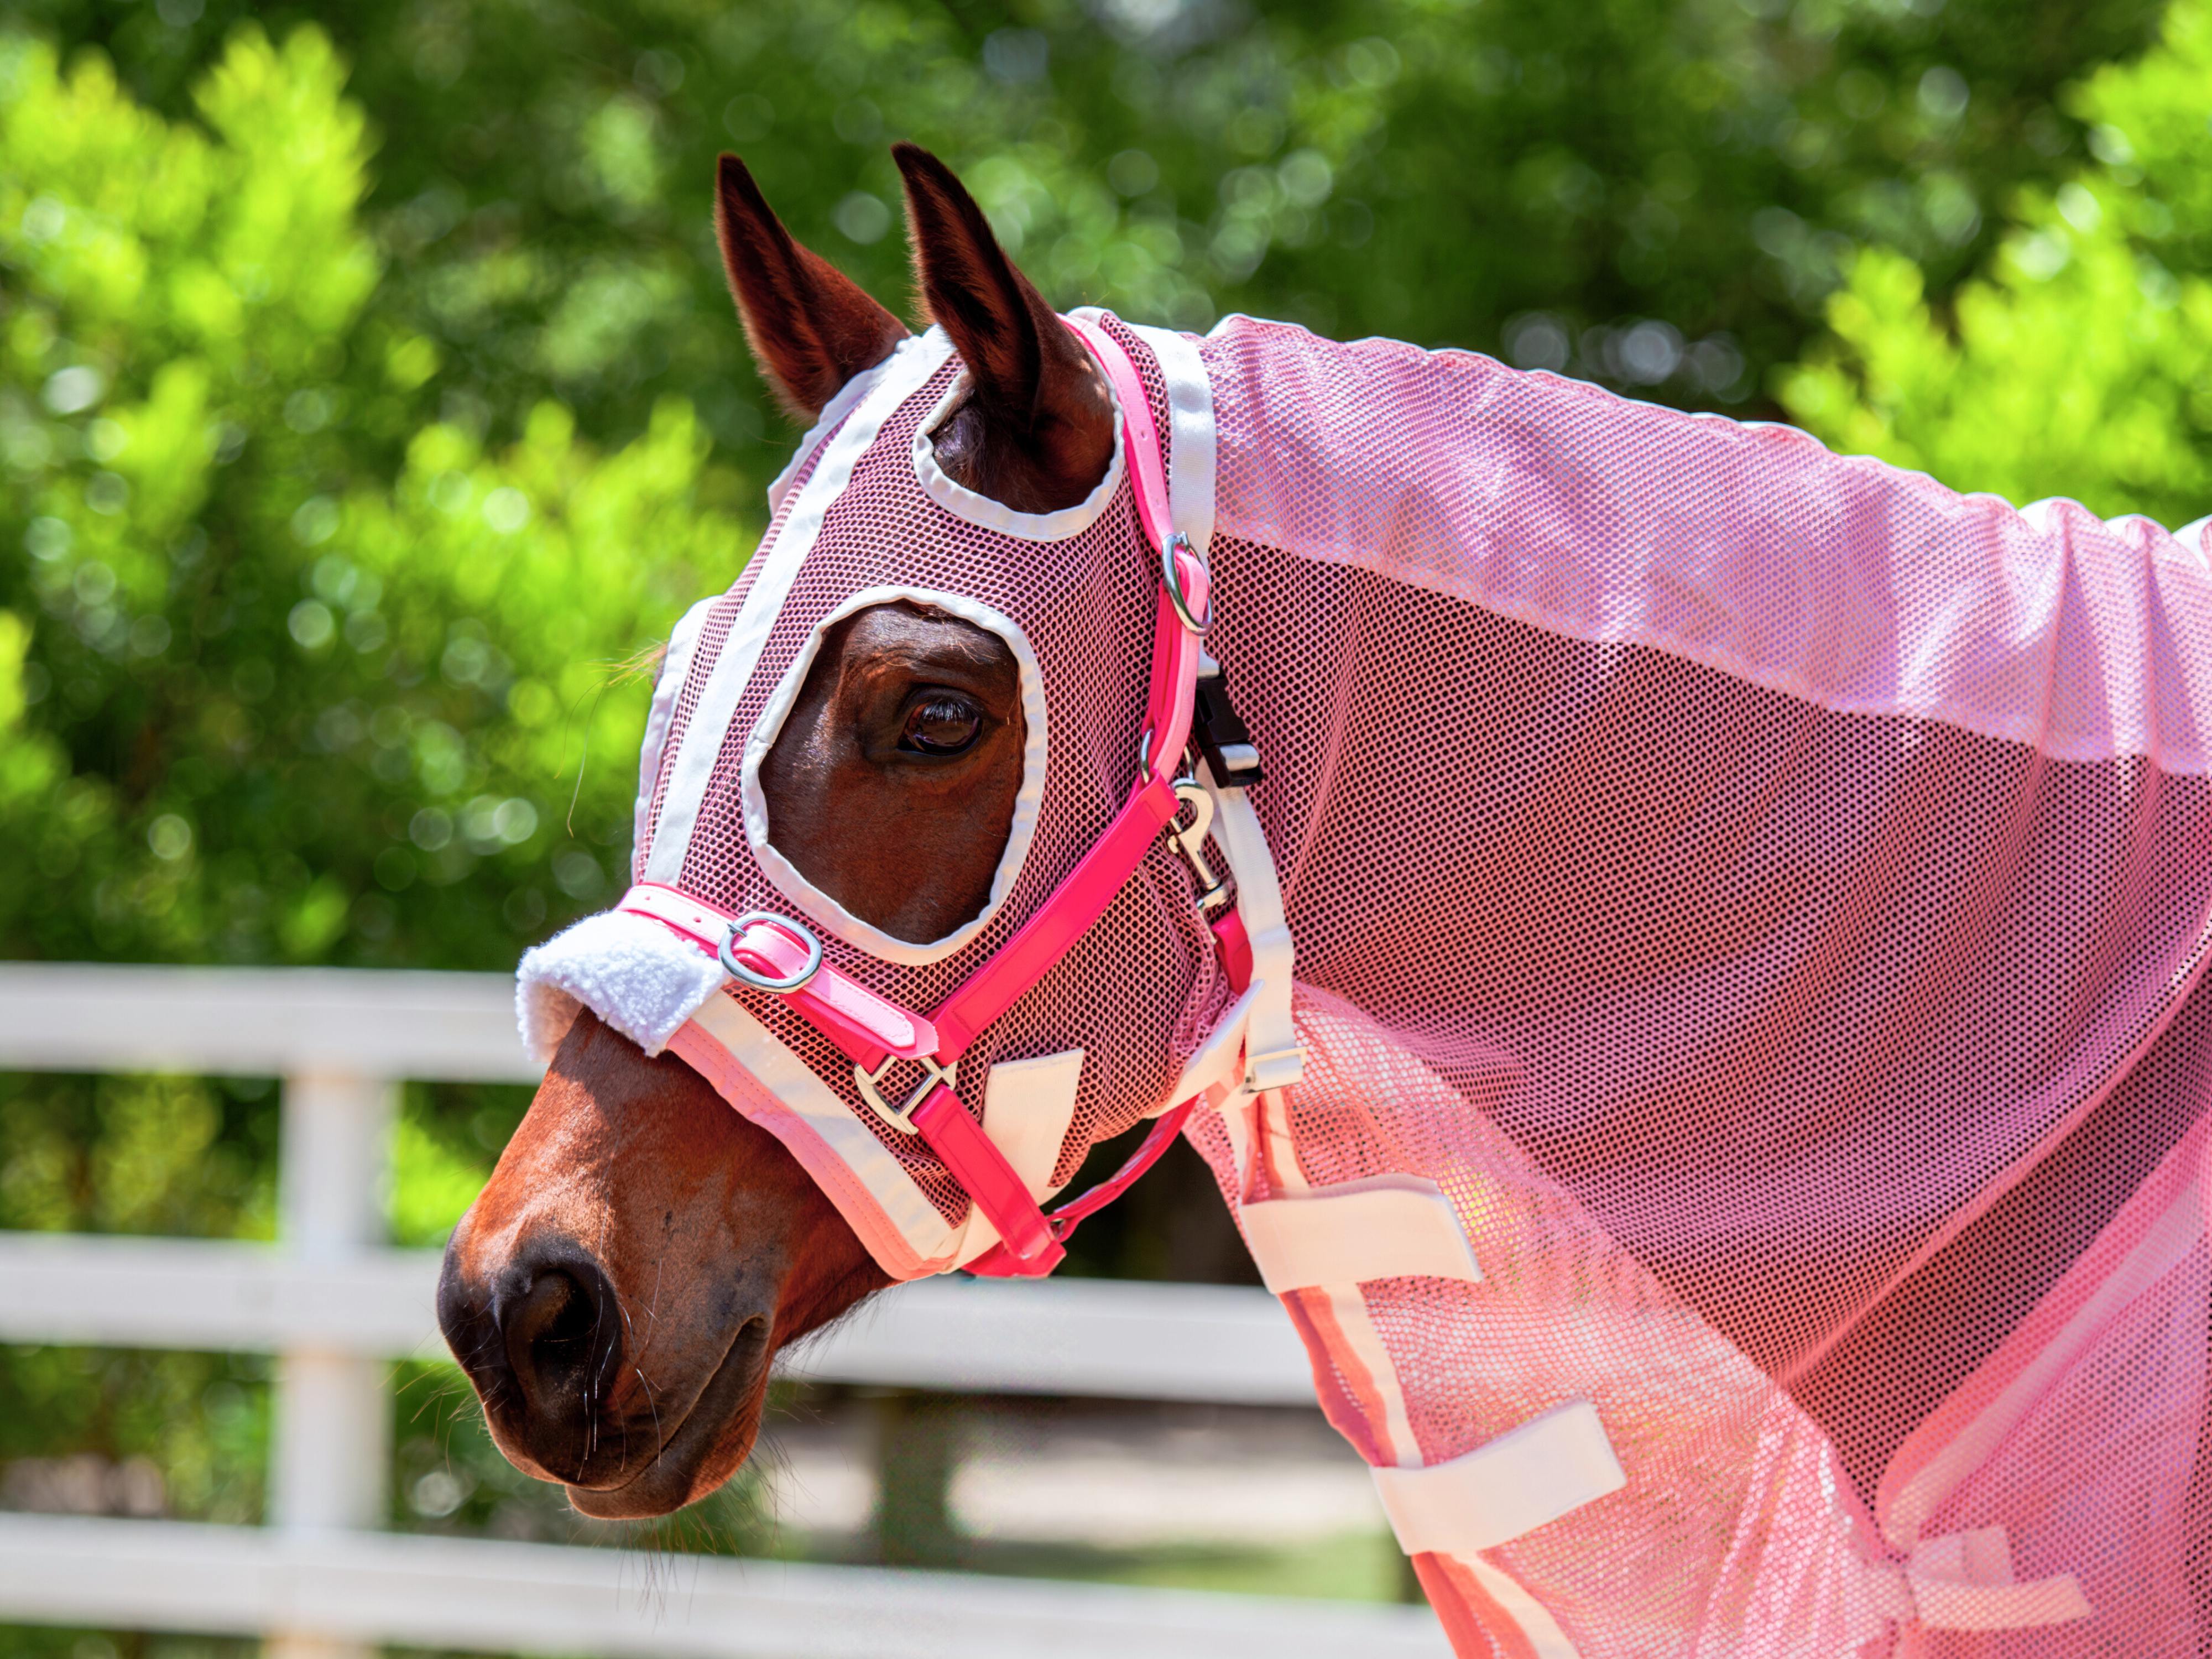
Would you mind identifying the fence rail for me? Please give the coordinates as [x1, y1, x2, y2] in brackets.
[0, 1514, 1446, 1659]
[0, 1231, 1316, 1402]
[0, 965, 1428, 1657]
[0, 962, 541, 1081]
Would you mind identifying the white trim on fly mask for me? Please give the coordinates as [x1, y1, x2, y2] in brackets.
[908, 312, 1214, 549]
[644, 330, 954, 885]
[911, 371, 1129, 542]
[737, 585, 1051, 967]
[765, 343, 906, 517]
[632, 594, 716, 874]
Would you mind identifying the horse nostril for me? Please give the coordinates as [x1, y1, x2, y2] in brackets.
[502, 1262, 613, 1417]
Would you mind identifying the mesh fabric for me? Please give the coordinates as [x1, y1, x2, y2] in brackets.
[1183, 315, 2212, 1652]
[626, 305, 2212, 1650]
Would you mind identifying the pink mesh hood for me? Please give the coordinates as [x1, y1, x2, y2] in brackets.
[524, 303, 2212, 1649]
[585, 316, 1235, 1271]
[1175, 315, 2212, 1652]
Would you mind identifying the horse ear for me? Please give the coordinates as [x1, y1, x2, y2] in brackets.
[715, 153, 908, 422]
[892, 142, 1113, 508]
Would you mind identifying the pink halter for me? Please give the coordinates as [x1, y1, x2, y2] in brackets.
[612, 316, 1244, 1276]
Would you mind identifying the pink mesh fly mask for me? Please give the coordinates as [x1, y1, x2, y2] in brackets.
[521, 309, 2212, 1656]
[518, 312, 1292, 1282]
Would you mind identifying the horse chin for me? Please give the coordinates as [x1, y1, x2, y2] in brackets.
[565, 1313, 774, 1520]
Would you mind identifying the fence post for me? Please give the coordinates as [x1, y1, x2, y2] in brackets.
[871, 1389, 964, 1568]
[265, 1070, 398, 1659]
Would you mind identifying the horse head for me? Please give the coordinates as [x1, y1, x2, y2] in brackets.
[436, 146, 1135, 1517]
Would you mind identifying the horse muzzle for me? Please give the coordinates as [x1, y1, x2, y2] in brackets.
[436, 1219, 775, 1514]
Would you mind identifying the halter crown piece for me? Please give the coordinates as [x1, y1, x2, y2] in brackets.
[613, 316, 1258, 1276]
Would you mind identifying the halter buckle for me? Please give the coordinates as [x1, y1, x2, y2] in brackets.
[718, 911, 825, 993]
[853, 1053, 959, 1135]
[1167, 778, 1233, 914]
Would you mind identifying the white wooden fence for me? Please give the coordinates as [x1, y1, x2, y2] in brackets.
[0, 964, 1446, 1657]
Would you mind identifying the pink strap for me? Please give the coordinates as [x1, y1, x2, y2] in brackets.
[1211, 908, 1255, 995]
[1064, 312, 1171, 554]
[962, 1100, 1197, 1279]
[931, 771, 1181, 1059]
[913, 1083, 1062, 1269]
[622, 884, 936, 1062]
[963, 838, 1258, 1279]
[1063, 312, 1206, 785]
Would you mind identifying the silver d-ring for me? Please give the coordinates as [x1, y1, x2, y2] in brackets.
[718, 911, 823, 993]
[1162, 531, 1211, 633]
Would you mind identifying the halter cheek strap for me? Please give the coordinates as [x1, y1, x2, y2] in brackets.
[624, 317, 1260, 1277]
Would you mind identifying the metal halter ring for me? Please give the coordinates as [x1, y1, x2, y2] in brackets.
[1162, 531, 1211, 634]
[718, 911, 824, 993]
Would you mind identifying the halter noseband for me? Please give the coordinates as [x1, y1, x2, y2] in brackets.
[612, 316, 1259, 1276]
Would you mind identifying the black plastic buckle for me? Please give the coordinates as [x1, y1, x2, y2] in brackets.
[1194, 659, 1264, 789]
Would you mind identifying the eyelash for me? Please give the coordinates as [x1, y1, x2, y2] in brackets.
[898, 694, 983, 755]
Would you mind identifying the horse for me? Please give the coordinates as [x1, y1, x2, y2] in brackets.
[440, 142, 2212, 1654]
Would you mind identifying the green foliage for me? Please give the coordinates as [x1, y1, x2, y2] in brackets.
[0, 33, 735, 1615]
[0, 1072, 274, 1239]
[0, 1344, 270, 1524]
[17, 0, 2167, 461]
[1783, 0, 2212, 524]
[0, 27, 736, 972]
[388, 1079, 534, 1248]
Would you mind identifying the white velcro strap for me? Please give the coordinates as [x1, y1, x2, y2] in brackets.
[951, 1047, 1087, 1269]
[1202, 762, 1301, 1097]
[1371, 1399, 1626, 1556]
[980, 1048, 1084, 1202]
[1164, 980, 1260, 1112]
[1243, 1036, 1307, 1093]
[1905, 1528, 2090, 1631]
[1241, 1173, 1482, 1295]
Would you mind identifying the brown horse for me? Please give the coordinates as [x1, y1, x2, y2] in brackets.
[437, 129, 2212, 1655]
[437, 145, 1117, 1519]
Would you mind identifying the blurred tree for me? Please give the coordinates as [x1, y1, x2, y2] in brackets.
[15, 0, 2166, 469]
[0, 26, 737, 973]
[1, 0, 2179, 975]
[1782, 0, 2212, 527]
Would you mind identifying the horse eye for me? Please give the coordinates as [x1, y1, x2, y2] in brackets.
[899, 695, 983, 755]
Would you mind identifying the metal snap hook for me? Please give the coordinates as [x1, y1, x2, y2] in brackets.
[718, 911, 825, 993]
[1166, 776, 1232, 913]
